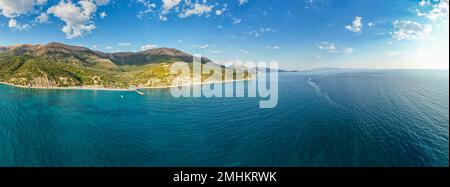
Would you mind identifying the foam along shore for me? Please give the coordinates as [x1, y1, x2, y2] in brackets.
[0, 78, 251, 92]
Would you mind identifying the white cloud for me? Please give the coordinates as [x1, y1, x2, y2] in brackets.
[215, 9, 223, 16]
[159, 14, 168, 21]
[368, 22, 375, 27]
[0, 0, 47, 18]
[159, 0, 216, 20]
[319, 42, 337, 53]
[179, 3, 213, 18]
[141, 44, 158, 50]
[44, 0, 110, 38]
[80, 0, 97, 15]
[159, 0, 182, 20]
[99, 11, 107, 18]
[118, 42, 131, 46]
[93, 0, 110, 6]
[215, 4, 227, 16]
[138, 1, 229, 21]
[267, 46, 281, 50]
[238, 0, 248, 6]
[232, 18, 242, 24]
[248, 27, 276, 37]
[193, 44, 209, 49]
[136, 0, 157, 19]
[162, 0, 181, 12]
[8, 19, 30, 31]
[392, 20, 433, 40]
[419, 0, 431, 7]
[35, 12, 48, 23]
[345, 16, 363, 33]
[386, 49, 424, 57]
[417, 0, 449, 21]
[208, 50, 222, 54]
[47, 0, 97, 39]
[319, 42, 353, 54]
[137, 0, 157, 8]
[342, 47, 354, 54]
[240, 49, 249, 54]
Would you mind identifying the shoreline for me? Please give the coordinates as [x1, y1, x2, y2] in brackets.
[0, 79, 251, 92]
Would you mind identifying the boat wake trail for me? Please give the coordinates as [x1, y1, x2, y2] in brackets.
[307, 77, 344, 109]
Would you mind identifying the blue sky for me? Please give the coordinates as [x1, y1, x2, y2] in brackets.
[0, 0, 449, 70]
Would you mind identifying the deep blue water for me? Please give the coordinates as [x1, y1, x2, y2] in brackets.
[0, 70, 448, 167]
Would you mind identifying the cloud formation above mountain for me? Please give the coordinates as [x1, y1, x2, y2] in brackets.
[0, 0, 47, 18]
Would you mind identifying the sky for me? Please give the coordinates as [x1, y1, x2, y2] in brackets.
[0, 0, 449, 70]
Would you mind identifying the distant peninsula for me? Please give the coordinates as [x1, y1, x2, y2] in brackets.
[0, 42, 251, 90]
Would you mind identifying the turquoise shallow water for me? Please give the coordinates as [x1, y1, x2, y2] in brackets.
[0, 70, 448, 167]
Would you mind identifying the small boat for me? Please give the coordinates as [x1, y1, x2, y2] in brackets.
[135, 89, 145, 95]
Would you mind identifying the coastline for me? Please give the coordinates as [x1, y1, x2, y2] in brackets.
[0, 78, 251, 92]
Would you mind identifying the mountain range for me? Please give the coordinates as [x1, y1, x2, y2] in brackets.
[0, 42, 242, 89]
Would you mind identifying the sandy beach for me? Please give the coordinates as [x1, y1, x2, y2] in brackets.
[0, 78, 251, 92]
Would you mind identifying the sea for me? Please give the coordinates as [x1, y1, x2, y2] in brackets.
[0, 69, 448, 167]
